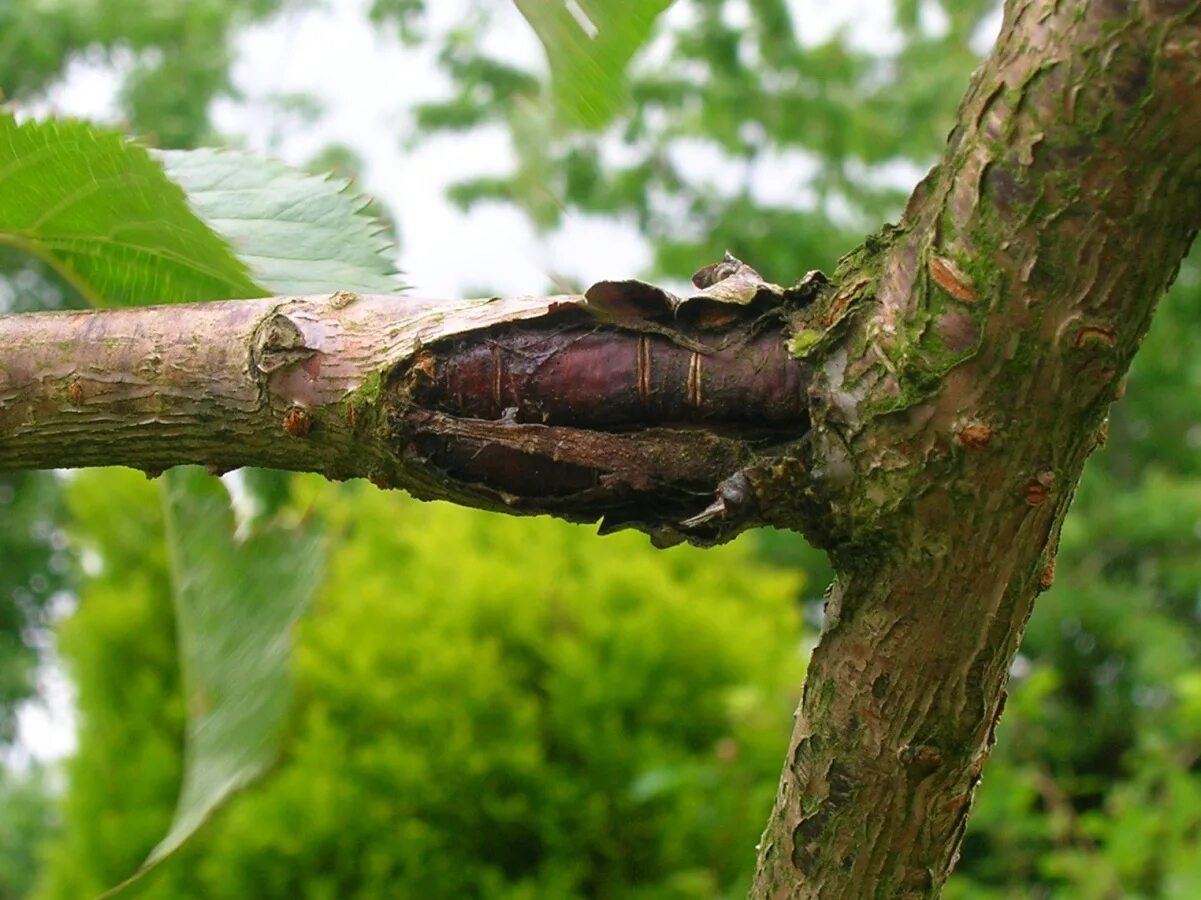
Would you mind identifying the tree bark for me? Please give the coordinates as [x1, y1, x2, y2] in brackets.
[0, 273, 818, 546]
[2, 0, 1200, 896]
[750, 0, 1201, 896]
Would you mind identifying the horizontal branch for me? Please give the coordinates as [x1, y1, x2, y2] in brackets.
[0, 292, 548, 474]
[0, 269, 818, 545]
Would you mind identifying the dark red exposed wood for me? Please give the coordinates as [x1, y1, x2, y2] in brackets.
[407, 318, 810, 427]
[391, 301, 813, 545]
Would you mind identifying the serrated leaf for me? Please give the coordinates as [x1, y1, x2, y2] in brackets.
[158, 147, 404, 295]
[514, 0, 675, 129]
[103, 468, 323, 895]
[0, 113, 262, 305]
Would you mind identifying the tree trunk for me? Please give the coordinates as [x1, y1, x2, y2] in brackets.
[2, 0, 1200, 896]
[750, 0, 1201, 895]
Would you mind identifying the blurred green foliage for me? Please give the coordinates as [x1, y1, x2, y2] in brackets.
[0, 764, 54, 899]
[0, 0, 295, 148]
[4, 1, 1201, 898]
[36, 471, 805, 898]
[406, 0, 995, 281]
[0, 472, 68, 748]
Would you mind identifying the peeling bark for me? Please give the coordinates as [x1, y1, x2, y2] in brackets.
[0, 266, 819, 546]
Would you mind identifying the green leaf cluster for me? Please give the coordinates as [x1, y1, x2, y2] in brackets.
[1, 6, 404, 887]
[158, 148, 402, 295]
[36, 475, 806, 898]
[0, 115, 261, 306]
[0, 102, 400, 886]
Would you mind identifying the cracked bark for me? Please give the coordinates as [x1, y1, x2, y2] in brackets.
[2, 0, 1201, 895]
[0, 269, 820, 547]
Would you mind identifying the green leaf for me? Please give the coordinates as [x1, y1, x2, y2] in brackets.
[0, 112, 262, 305]
[105, 468, 323, 894]
[514, 0, 675, 129]
[158, 147, 404, 295]
[158, 468, 322, 862]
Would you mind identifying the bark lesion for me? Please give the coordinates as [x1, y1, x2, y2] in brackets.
[383, 260, 824, 546]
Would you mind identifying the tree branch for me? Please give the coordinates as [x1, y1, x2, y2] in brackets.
[0, 270, 818, 546]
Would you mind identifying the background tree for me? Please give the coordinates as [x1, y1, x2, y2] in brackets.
[3, 1, 1201, 898]
[37, 471, 806, 899]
